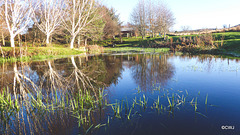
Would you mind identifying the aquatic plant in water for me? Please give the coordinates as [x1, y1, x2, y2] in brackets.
[0, 82, 212, 135]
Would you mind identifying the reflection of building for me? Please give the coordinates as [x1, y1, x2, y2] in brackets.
[120, 28, 135, 37]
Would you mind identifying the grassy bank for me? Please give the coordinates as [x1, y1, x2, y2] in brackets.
[1, 31, 240, 64]
[169, 32, 240, 56]
[0, 47, 85, 63]
[98, 36, 166, 47]
[0, 41, 170, 63]
[104, 47, 170, 53]
[100, 32, 240, 57]
[213, 32, 240, 55]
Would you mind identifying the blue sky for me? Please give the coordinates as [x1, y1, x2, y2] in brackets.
[103, 0, 240, 31]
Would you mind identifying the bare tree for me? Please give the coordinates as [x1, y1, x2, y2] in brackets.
[131, 0, 174, 39]
[61, 0, 99, 49]
[80, 6, 106, 47]
[155, 2, 175, 39]
[2, 0, 37, 47]
[181, 25, 190, 32]
[0, 13, 7, 46]
[131, 0, 147, 39]
[146, 0, 156, 37]
[32, 0, 65, 45]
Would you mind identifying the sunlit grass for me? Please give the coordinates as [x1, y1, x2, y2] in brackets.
[0, 47, 85, 63]
[104, 47, 170, 53]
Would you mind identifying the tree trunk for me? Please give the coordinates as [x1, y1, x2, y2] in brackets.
[84, 38, 87, 47]
[18, 34, 22, 58]
[70, 36, 76, 49]
[33, 31, 36, 47]
[10, 35, 15, 47]
[50, 36, 52, 45]
[25, 34, 27, 46]
[78, 35, 81, 48]
[1, 31, 5, 46]
[18, 34, 22, 47]
[83, 38, 88, 52]
[46, 34, 50, 46]
[0, 44, 4, 58]
[71, 56, 77, 68]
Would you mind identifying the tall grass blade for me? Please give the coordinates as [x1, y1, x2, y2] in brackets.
[195, 97, 197, 112]
[167, 96, 172, 107]
[205, 94, 208, 105]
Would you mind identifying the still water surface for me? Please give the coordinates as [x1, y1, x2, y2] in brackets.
[0, 53, 240, 135]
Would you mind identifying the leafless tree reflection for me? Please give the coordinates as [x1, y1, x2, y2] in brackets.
[67, 56, 106, 95]
[39, 60, 68, 93]
[130, 54, 175, 91]
[12, 62, 39, 98]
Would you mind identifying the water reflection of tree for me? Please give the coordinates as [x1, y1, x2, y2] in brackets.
[0, 59, 109, 134]
[40, 60, 68, 93]
[91, 55, 124, 86]
[67, 56, 104, 95]
[0, 55, 126, 134]
[130, 54, 175, 91]
[67, 55, 124, 87]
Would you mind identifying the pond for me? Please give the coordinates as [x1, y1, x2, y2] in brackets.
[0, 53, 240, 135]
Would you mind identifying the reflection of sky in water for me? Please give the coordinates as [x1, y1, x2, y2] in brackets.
[108, 67, 137, 101]
[103, 55, 240, 135]
[1, 54, 240, 135]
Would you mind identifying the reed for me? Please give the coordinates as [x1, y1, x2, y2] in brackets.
[185, 90, 188, 96]
[167, 96, 172, 108]
[172, 93, 175, 107]
[143, 94, 147, 109]
[111, 101, 121, 118]
[132, 100, 135, 109]
[205, 94, 208, 105]
[137, 86, 141, 93]
[1, 81, 213, 134]
[127, 107, 132, 120]
[195, 97, 198, 112]
[156, 96, 160, 110]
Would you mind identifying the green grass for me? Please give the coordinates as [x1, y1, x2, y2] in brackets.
[1, 31, 240, 64]
[100, 32, 240, 56]
[213, 32, 240, 54]
[99, 36, 165, 47]
[169, 31, 240, 56]
[0, 46, 85, 63]
[104, 47, 170, 53]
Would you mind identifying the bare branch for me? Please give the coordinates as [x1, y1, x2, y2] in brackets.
[61, 0, 100, 49]
[32, 0, 65, 45]
[3, 0, 37, 47]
